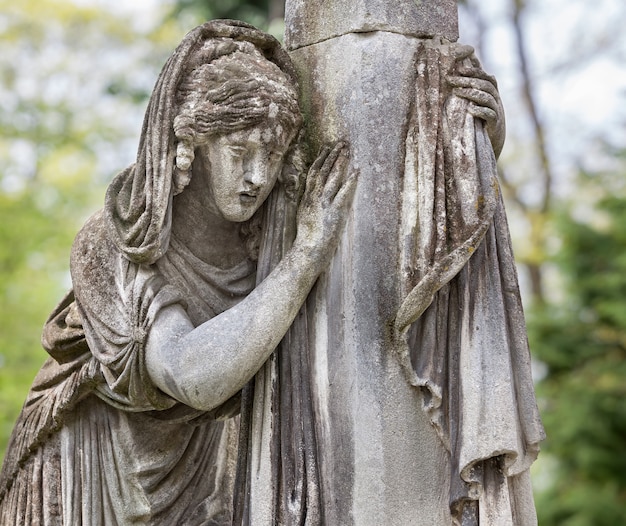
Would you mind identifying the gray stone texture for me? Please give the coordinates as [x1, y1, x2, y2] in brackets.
[294, 33, 451, 523]
[0, 21, 356, 525]
[285, 0, 459, 50]
[246, 1, 545, 524]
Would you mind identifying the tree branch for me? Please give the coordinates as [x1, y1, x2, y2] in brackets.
[511, 0, 553, 215]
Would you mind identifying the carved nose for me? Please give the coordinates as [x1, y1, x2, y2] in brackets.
[243, 170, 263, 188]
[243, 159, 267, 188]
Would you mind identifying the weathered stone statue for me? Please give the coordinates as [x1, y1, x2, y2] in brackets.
[0, 11, 544, 526]
[0, 20, 355, 524]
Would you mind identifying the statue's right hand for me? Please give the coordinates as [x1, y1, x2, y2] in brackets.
[294, 141, 357, 265]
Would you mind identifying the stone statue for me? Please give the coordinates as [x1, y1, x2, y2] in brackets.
[0, 13, 544, 526]
[0, 20, 355, 524]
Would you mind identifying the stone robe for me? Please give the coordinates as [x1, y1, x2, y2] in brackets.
[0, 20, 302, 526]
[0, 210, 253, 525]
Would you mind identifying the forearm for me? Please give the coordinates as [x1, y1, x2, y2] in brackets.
[145, 243, 322, 411]
[146, 141, 355, 411]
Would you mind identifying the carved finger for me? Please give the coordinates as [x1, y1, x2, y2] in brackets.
[448, 75, 499, 99]
[451, 44, 474, 61]
[457, 63, 497, 83]
[467, 103, 497, 124]
[310, 145, 331, 174]
[453, 87, 498, 113]
[457, 62, 488, 77]
[331, 170, 358, 210]
[303, 145, 331, 205]
[322, 148, 350, 206]
[319, 141, 347, 181]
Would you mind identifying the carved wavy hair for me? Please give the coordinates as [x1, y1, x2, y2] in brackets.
[172, 39, 303, 195]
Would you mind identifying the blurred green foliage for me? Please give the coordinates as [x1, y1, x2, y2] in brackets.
[173, 0, 274, 25]
[530, 156, 626, 524]
[170, 0, 284, 38]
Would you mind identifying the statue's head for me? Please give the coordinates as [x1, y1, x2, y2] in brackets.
[106, 20, 303, 264]
[172, 39, 303, 207]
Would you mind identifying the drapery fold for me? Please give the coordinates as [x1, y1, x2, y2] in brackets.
[396, 40, 545, 525]
[237, 38, 544, 526]
[234, 179, 322, 525]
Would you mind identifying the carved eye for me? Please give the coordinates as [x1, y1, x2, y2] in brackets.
[268, 151, 283, 163]
[228, 145, 247, 157]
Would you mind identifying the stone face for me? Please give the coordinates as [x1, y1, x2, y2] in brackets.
[285, 0, 459, 50]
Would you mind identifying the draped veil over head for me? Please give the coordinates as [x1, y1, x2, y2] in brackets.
[105, 20, 302, 265]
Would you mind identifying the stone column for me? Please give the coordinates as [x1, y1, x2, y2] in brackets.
[283, 2, 459, 524]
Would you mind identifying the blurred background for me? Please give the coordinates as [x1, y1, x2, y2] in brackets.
[1, 0, 624, 523]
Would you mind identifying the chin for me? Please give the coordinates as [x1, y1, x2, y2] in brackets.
[221, 207, 256, 223]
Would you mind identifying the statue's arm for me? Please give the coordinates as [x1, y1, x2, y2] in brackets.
[145, 144, 356, 411]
